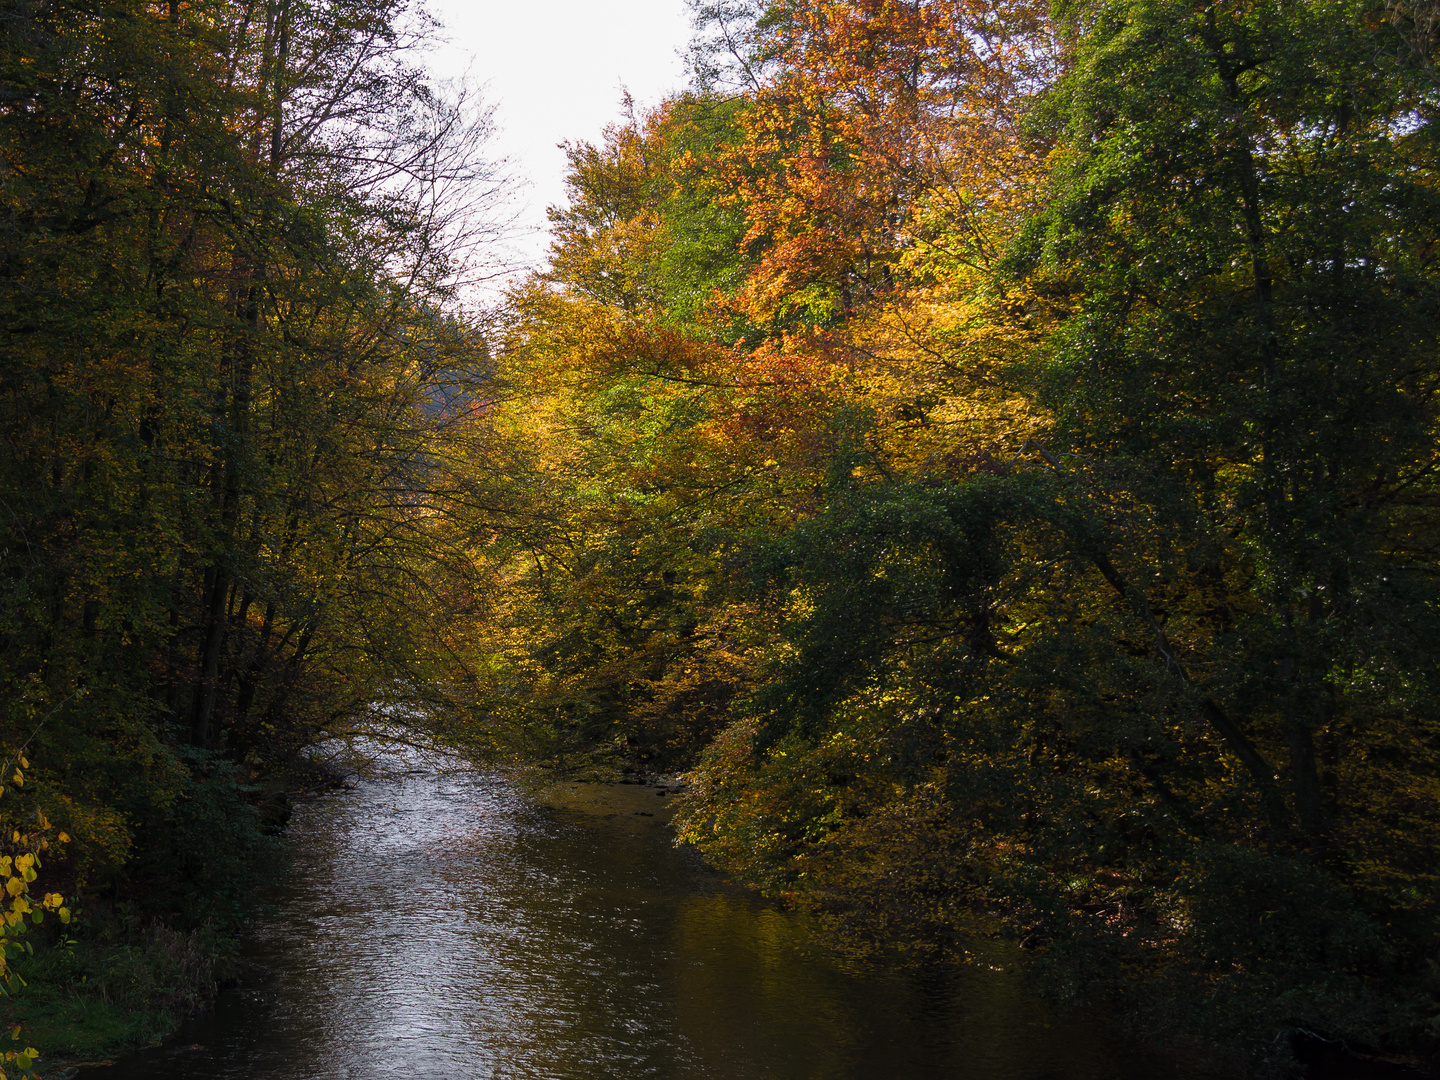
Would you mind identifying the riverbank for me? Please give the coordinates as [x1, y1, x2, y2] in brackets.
[1, 924, 234, 1074]
[3, 758, 350, 1077]
[530, 774, 687, 822]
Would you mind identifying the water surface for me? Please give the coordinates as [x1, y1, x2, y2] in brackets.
[83, 765, 1160, 1079]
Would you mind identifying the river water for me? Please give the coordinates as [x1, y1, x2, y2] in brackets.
[81, 762, 1167, 1080]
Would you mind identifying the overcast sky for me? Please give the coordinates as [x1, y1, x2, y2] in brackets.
[422, 0, 695, 276]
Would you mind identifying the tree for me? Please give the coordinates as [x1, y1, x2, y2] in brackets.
[0, 0, 506, 908]
[667, 0, 1440, 1063]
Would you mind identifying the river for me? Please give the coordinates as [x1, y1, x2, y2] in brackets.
[80, 759, 1175, 1080]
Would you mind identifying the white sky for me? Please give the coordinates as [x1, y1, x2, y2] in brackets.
[422, 0, 695, 276]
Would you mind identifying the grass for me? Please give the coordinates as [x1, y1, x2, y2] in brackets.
[0, 923, 236, 1072]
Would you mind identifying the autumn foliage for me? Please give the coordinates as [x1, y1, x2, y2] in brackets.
[469, 0, 1440, 1068]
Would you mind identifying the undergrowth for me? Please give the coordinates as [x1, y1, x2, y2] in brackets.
[0, 922, 237, 1068]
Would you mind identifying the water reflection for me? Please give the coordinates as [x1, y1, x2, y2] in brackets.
[82, 767, 1150, 1080]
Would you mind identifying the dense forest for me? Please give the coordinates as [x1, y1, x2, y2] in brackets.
[3, 0, 1440, 1071]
